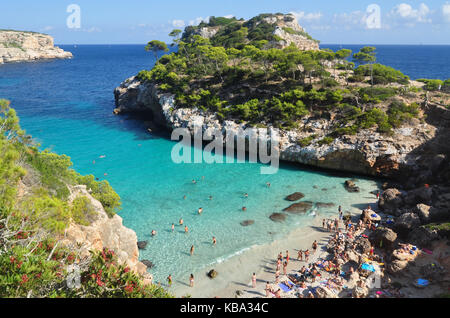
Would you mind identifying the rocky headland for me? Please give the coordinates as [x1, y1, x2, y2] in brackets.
[112, 13, 450, 297]
[0, 30, 72, 64]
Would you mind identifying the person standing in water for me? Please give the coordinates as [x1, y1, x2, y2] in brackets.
[190, 245, 194, 256]
[252, 273, 257, 288]
[167, 274, 172, 287]
[171, 223, 175, 232]
[179, 218, 184, 225]
[185, 225, 189, 234]
[198, 207, 203, 215]
[189, 274, 194, 287]
[212, 236, 217, 246]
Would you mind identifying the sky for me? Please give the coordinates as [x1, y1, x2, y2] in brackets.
[1, 0, 450, 44]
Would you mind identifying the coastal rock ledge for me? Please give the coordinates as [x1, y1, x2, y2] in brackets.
[114, 76, 450, 180]
[0, 30, 72, 64]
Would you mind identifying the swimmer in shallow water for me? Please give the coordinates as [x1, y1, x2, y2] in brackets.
[151, 230, 157, 236]
[179, 218, 183, 225]
[198, 207, 203, 214]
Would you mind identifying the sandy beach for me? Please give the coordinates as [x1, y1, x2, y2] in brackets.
[169, 193, 379, 298]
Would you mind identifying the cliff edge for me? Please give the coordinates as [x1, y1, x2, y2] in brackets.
[0, 30, 72, 64]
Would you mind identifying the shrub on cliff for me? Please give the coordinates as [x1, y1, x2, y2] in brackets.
[354, 64, 410, 85]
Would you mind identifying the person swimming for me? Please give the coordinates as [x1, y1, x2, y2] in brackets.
[151, 230, 157, 236]
[198, 207, 203, 214]
[179, 218, 184, 225]
[242, 207, 247, 212]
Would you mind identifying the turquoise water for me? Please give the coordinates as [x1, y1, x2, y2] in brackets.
[9, 44, 450, 283]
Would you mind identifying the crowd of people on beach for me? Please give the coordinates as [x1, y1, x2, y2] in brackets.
[259, 202, 393, 298]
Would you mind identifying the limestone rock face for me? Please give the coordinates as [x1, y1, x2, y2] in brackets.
[0, 31, 72, 64]
[61, 185, 147, 276]
[113, 75, 442, 179]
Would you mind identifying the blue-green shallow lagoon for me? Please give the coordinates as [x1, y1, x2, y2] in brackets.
[3, 44, 445, 283]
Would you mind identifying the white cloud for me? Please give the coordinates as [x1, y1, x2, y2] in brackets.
[290, 11, 323, 23]
[443, 2, 450, 22]
[188, 16, 210, 26]
[390, 3, 432, 23]
[171, 20, 186, 28]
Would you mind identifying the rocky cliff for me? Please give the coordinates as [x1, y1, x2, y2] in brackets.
[60, 185, 150, 280]
[0, 30, 72, 64]
[114, 76, 449, 182]
[186, 13, 319, 51]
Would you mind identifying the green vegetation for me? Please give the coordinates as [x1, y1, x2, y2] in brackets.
[0, 99, 165, 298]
[354, 63, 410, 85]
[136, 14, 427, 141]
[417, 78, 448, 91]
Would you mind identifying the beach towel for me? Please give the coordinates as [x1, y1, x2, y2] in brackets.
[279, 283, 291, 293]
[423, 248, 433, 255]
[416, 279, 429, 287]
[361, 263, 375, 272]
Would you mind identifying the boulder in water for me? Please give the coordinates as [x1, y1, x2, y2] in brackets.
[137, 241, 148, 250]
[270, 213, 287, 222]
[240, 220, 255, 226]
[344, 180, 360, 193]
[283, 201, 313, 214]
[141, 259, 154, 269]
[285, 192, 305, 201]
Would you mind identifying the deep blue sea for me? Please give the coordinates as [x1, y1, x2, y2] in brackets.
[0, 44, 448, 285]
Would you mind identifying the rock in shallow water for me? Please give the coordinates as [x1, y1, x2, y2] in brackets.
[270, 213, 287, 222]
[283, 202, 313, 214]
[137, 241, 148, 250]
[141, 259, 154, 269]
[344, 180, 360, 193]
[285, 192, 305, 201]
[240, 220, 255, 226]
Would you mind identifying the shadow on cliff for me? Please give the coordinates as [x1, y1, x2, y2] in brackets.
[399, 103, 450, 187]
